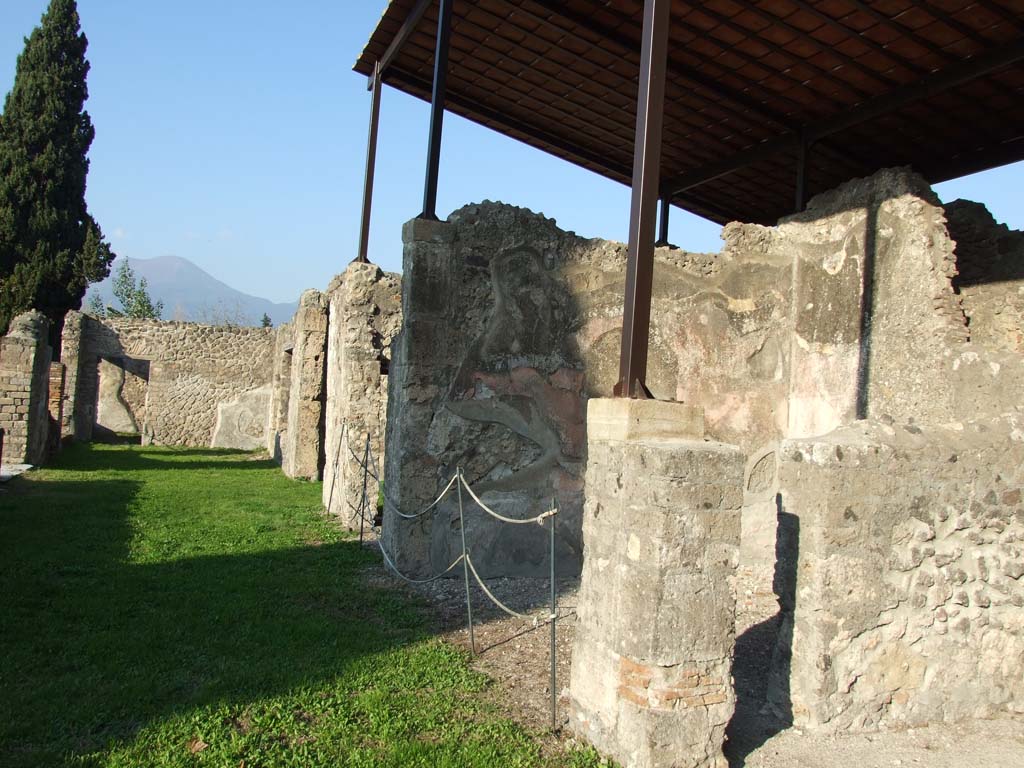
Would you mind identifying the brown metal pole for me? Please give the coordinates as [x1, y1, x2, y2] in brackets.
[794, 129, 808, 213]
[420, 0, 454, 221]
[615, 0, 671, 398]
[355, 62, 382, 264]
[655, 195, 670, 247]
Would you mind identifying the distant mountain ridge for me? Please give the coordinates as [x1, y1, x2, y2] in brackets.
[84, 255, 298, 327]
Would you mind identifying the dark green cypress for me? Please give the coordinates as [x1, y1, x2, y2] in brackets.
[0, 0, 114, 342]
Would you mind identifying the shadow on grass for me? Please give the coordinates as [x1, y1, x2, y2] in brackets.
[0, 452, 422, 767]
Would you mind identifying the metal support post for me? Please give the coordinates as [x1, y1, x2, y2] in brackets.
[420, 0, 453, 221]
[457, 467, 476, 654]
[550, 497, 558, 732]
[356, 62, 382, 264]
[615, 0, 671, 398]
[359, 433, 371, 544]
[655, 195, 670, 247]
[794, 129, 808, 213]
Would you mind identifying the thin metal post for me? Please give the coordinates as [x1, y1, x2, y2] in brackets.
[655, 195, 670, 247]
[794, 130, 808, 213]
[359, 433, 371, 544]
[615, 0, 671, 398]
[550, 497, 558, 732]
[457, 467, 476, 654]
[420, 0, 453, 221]
[356, 62, 382, 263]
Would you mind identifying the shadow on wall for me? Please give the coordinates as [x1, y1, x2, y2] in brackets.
[725, 496, 799, 768]
[0, 450, 425, 764]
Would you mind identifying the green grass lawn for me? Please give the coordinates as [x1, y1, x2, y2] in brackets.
[0, 444, 601, 768]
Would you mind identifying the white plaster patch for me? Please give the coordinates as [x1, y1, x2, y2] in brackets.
[626, 533, 641, 561]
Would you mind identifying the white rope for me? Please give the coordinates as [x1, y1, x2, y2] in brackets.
[377, 538, 465, 584]
[465, 552, 531, 620]
[385, 473, 459, 520]
[458, 470, 558, 525]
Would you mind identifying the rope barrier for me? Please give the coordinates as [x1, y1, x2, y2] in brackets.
[465, 552, 531, 620]
[458, 469, 558, 526]
[340, 420, 561, 732]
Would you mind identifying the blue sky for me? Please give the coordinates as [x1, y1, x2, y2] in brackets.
[1, 1, 1021, 303]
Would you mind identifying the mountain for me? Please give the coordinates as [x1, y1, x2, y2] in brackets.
[84, 256, 298, 327]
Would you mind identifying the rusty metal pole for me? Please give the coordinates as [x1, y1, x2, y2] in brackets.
[794, 129, 808, 213]
[420, 0, 453, 221]
[356, 62, 382, 264]
[655, 195, 670, 247]
[615, 0, 671, 398]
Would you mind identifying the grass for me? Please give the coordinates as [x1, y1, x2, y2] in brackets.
[0, 444, 604, 768]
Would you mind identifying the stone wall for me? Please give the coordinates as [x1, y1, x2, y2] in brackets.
[280, 290, 328, 480]
[61, 312, 275, 447]
[0, 311, 52, 465]
[47, 362, 65, 455]
[384, 169, 1024, 580]
[266, 321, 294, 462]
[570, 399, 742, 768]
[770, 418, 1024, 731]
[322, 262, 401, 528]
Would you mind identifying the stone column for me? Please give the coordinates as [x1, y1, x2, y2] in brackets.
[0, 311, 53, 465]
[59, 310, 87, 440]
[282, 290, 328, 480]
[323, 261, 401, 529]
[382, 217, 456, 576]
[570, 398, 743, 768]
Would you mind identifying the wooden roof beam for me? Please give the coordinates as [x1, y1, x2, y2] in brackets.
[663, 37, 1024, 196]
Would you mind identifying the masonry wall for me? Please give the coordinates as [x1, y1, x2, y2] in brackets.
[0, 311, 52, 465]
[322, 262, 401, 527]
[62, 312, 275, 446]
[280, 290, 328, 480]
[771, 418, 1024, 731]
[384, 169, 1024, 580]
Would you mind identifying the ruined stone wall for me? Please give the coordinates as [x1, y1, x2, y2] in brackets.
[62, 312, 274, 446]
[280, 290, 328, 480]
[322, 262, 401, 528]
[771, 418, 1024, 732]
[47, 363, 65, 456]
[0, 311, 52, 465]
[946, 199, 1024, 356]
[266, 321, 294, 462]
[385, 205, 791, 578]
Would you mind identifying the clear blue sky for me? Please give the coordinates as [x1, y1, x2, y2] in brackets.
[1, 1, 1021, 303]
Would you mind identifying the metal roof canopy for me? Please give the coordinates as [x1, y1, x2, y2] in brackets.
[354, 0, 1024, 396]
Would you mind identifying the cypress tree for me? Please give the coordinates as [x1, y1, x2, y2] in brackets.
[0, 0, 114, 341]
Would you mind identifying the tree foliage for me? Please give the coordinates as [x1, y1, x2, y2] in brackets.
[88, 260, 163, 319]
[260, 312, 272, 328]
[0, 0, 114, 336]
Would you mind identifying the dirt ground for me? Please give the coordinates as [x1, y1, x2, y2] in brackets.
[364, 540, 1024, 767]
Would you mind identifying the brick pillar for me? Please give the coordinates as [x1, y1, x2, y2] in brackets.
[47, 362, 65, 456]
[0, 311, 52, 465]
[570, 398, 743, 768]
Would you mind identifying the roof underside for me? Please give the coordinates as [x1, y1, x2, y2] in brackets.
[355, 0, 1024, 226]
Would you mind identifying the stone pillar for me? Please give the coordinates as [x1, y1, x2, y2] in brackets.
[570, 398, 743, 768]
[266, 323, 294, 462]
[0, 311, 53, 465]
[323, 261, 401, 529]
[382, 217, 456, 575]
[59, 310, 87, 440]
[47, 362, 65, 456]
[282, 290, 328, 480]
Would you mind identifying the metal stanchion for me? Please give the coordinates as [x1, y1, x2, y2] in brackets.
[457, 467, 476, 654]
[550, 496, 557, 732]
[358, 434, 371, 544]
